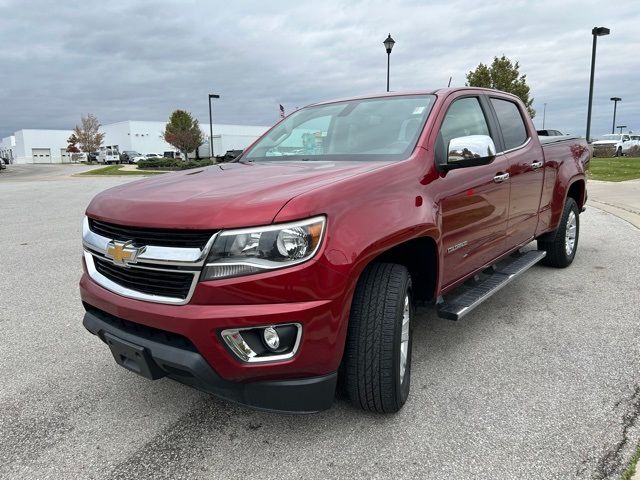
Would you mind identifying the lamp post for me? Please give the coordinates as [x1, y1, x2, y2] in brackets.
[208, 93, 220, 158]
[585, 26, 610, 142]
[543, 103, 547, 129]
[617, 125, 627, 134]
[610, 97, 621, 134]
[383, 33, 395, 92]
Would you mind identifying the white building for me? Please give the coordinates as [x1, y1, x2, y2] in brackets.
[1, 121, 269, 164]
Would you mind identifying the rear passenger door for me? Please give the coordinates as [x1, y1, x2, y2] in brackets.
[489, 97, 544, 248]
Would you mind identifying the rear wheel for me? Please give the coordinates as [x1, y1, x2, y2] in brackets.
[538, 197, 579, 268]
[615, 147, 622, 157]
[344, 263, 413, 413]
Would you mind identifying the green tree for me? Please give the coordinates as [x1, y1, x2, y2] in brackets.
[73, 114, 105, 154]
[163, 110, 204, 160]
[466, 55, 535, 118]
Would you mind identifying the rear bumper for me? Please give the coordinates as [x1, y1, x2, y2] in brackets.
[83, 309, 337, 413]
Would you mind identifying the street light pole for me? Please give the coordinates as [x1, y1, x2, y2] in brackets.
[383, 34, 395, 92]
[610, 97, 621, 134]
[617, 125, 627, 134]
[586, 26, 610, 142]
[543, 103, 547, 129]
[208, 93, 220, 158]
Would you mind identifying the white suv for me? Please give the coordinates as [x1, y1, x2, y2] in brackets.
[592, 134, 639, 157]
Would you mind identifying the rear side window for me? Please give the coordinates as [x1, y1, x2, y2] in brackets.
[490, 98, 528, 150]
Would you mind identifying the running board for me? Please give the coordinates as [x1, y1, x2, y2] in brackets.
[437, 250, 546, 321]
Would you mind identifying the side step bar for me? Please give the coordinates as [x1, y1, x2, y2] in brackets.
[437, 250, 546, 321]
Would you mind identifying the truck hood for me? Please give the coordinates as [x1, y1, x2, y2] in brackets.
[86, 161, 389, 229]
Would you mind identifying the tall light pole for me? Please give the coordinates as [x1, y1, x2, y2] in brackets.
[208, 93, 220, 158]
[585, 26, 610, 142]
[543, 103, 547, 129]
[610, 97, 621, 134]
[383, 34, 395, 92]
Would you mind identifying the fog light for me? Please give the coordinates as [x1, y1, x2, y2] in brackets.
[220, 323, 301, 363]
[263, 327, 280, 350]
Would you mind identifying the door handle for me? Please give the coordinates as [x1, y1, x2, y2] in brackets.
[493, 173, 510, 183]
[531, 161, 543, 170]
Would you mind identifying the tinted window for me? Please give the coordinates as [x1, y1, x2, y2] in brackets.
[491, 98, 528, 150]
[439, 97, 490, 155]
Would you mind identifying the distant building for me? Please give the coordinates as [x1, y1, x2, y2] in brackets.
[0, 121, 269, 164]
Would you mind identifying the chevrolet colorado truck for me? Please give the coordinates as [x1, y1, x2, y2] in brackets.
[80, 88, 589, 413]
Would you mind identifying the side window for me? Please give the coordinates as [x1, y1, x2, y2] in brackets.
[438, 97, 490, 162]
[623, 135, 630, 142]
[490, 98, 528, 150]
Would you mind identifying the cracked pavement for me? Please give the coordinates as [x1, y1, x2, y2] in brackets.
[1, 167, 639, 479]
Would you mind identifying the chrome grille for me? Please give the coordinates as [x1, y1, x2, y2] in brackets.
[82, 217, 212, 304]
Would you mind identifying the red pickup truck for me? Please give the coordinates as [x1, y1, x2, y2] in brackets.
[80, 88, 589, 413]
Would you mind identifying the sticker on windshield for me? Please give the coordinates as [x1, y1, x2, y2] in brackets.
[413, 106, 426, 115]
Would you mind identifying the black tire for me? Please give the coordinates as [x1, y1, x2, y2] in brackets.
[538, 197, 579, 268]
[615, 147, 622, 157]
[344, 262, 413, 413]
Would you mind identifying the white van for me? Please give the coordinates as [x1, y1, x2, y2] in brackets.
[98, 146, 120, 164]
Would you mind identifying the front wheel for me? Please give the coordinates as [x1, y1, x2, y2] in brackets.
[615, 147, 622, 157]
[344, 263, 413, 413]
[538, 197, 579, 268]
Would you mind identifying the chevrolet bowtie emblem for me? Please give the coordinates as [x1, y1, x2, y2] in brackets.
[105, 240, 144, 266]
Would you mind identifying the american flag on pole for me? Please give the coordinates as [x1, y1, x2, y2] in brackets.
[279, 104, 285, 119]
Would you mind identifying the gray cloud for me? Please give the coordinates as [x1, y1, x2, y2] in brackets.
[0, 0, 638, 138]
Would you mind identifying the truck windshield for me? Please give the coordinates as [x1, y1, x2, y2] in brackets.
[244, 95, 435, 162]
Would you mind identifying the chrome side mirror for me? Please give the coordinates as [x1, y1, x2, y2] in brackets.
[446, 135, 497, 169]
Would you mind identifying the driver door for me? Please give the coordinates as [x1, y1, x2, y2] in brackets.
[437, 96, 511, 288]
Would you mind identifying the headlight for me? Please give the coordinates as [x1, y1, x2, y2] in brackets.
[201, 216, 326, 280]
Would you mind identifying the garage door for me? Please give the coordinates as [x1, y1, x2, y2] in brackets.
[61, 148, 70, 163]
[32, 148, 52, 163]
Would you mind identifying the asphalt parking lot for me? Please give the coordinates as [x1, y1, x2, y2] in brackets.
[1, 165, 639, 480]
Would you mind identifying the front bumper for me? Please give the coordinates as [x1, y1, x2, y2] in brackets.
[83, 308, 337, 413]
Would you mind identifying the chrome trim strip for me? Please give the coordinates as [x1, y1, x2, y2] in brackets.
[84, 251, 199, 305]
[82, 216, 216, 266]
[220, 323, 303, 363]
[496, 136, 531, 156]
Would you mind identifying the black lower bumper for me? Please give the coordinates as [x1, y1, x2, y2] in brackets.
[83, 310, 337, 413]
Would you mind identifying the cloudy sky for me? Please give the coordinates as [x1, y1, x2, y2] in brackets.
[1, 0, 638, 139]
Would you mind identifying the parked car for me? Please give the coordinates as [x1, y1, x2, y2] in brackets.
[80, 88, 589, 413]
[220, 149, 243, 162]
[592, 134, 639, 157]
[537, 129, 565, 136]
[87, 152, 100, 163]
[120, 151, 141, 164]
[145, 153, 162, 159]
[130, 154, 146, 163]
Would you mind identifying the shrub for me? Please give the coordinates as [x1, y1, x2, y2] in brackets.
[627, 145, 640, 157]
[137, 158, 215, 170]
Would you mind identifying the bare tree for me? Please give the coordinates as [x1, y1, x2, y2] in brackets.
[74, 114, 105, 154]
